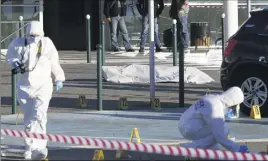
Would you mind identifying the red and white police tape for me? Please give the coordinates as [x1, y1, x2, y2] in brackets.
[1, 128, 268, 160]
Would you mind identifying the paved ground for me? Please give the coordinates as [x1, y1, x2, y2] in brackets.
[3, 50, 266, 160]
[2, 142, 267, 160]
[0, 50, 221, 115]
[1, 110, 268, 160]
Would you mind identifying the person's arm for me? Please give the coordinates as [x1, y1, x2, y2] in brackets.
[201, 103, 240, 152]
[46, 37, 65, 82]
[156, 0, 164, 17]
[5, 38, 20, 68]
[136, 0, 144, 16]
[103, 0, 111, 18]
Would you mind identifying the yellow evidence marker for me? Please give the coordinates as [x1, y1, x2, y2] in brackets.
[206, 88, 211, 95]
[151, 98, 161, 111]
[76, 95, 87, 109]
[115, 128, 141, 159]
[92, 149, 104, 161]
[117, 97, 128, 110]
[250, 105, 261, 119]
[16, 111, 23, 125]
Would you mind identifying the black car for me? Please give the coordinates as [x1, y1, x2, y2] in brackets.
[220, 7, 268, 117]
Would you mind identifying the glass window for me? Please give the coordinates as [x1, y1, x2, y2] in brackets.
[2, 6, 40, 21]
[1, 0, 40, 5]
[239, 14, 268, 34]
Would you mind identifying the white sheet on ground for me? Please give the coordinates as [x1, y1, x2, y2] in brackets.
[102, 64, 214, 84]
[110, 51, 139, 57]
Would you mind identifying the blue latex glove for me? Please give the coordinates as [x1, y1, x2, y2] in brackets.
[56, 81, 63, 92]
[238, 145, 248, 152]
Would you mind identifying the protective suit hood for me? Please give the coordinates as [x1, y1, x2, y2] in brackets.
[26, 21, 44, 37]
[220, 86, 244, 108]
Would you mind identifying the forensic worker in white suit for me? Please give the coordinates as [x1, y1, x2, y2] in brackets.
[5, 21, 65, 160]
[178, 87, 248, 152]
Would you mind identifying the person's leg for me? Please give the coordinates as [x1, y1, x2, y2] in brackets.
[139, 15, 149, 52]
[17, 95, 35, 159]
[30, 96, 50, 160]
[179, 126, 220, 150]
[118, 16, 134, 52]
[154, 17, 162, 52]
[109, 16, 120, 51]
[179, 15, 189, 49]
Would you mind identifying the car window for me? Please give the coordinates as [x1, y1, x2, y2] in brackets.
[239, 14, 268, 35]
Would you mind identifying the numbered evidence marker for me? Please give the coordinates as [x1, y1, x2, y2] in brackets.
[117, 97, 128, 110]
[206, 88, 211, 95]
[76, 95, 87, 109]
[92, 149, 104, 161]
[250, 105, 261, 119]
[16, 111, 23, 125]
[151, 98, 161, 111]
[116, 128, 141, 159]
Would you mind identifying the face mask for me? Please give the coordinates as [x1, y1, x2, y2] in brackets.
[225, 104, 240, 120]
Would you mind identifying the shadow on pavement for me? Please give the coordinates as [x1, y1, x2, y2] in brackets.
[226, 119, 268, 125]
[1, 96, 191, 111]
[2, 148, 184, 160]
[74, 112, 181, 121]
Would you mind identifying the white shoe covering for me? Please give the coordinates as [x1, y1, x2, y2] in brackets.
[24, 150, 32, 160]
[31, 148, 48, 160]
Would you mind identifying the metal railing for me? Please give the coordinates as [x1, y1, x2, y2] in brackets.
[0, 16, 28, 62]
[1, 22, 28, 43]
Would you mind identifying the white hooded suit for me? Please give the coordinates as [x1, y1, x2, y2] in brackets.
[178, 87, 244, 151]
[5, 21, 65, 159]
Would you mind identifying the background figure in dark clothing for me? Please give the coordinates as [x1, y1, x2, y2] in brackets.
[137, 0, 164, 53]
[104, 0, 135, 52]
[170, 0, 189, 50]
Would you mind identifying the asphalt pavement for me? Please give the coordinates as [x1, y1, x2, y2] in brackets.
[3, 50, 265, 160]
[1, 50, 222, 115]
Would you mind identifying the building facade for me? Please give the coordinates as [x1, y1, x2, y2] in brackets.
[1, 0, 267, 50]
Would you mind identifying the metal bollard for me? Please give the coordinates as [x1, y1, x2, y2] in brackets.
[221, 13, 225, 59]
[172, 19, 178, 66]
[11, 69, 17, 114]
[97, 44, 103, 111]
[101, 21, 105, 66]
[19, 16, 24, 37]
[178, 23, 185, 108]
[86, 14, 91, 63]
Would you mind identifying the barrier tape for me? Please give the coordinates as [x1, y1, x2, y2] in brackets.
[2, 129, 268, 160]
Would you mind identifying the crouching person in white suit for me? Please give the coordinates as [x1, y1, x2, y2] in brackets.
[178, 87, 248, 152]
[5, 21, 65, 160]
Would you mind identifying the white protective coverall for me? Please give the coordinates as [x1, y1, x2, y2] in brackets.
[5, 21, 65, 159]
[178, 87, 244, 152]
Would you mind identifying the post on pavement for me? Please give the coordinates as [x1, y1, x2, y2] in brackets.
[19, 16, 24, 37]
[149, 0, 155, 104]
[178, 21, 184, 108]
[0, 1, 2, 62]
[101, 21, 105, 66]
[97, 44, 103, 111]
[221, 13, 225, 59]
[172, 19, 177, 66]
[86, 14, 91, 63]
[11, 69, 17, 114]
[247, 0, 251, 18]
[0, 96, 1, 160]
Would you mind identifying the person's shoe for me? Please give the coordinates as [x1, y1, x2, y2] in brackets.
[31, 148, 48, 160]
[23, 151, 32, 160]
[155, 47, 163, 52]
[113, 48, 120, 52]
[139, 48, 145, 53]
[126, 48, 135, 52]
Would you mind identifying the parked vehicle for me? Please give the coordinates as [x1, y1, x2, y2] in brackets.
[220, 7, 268, 117]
